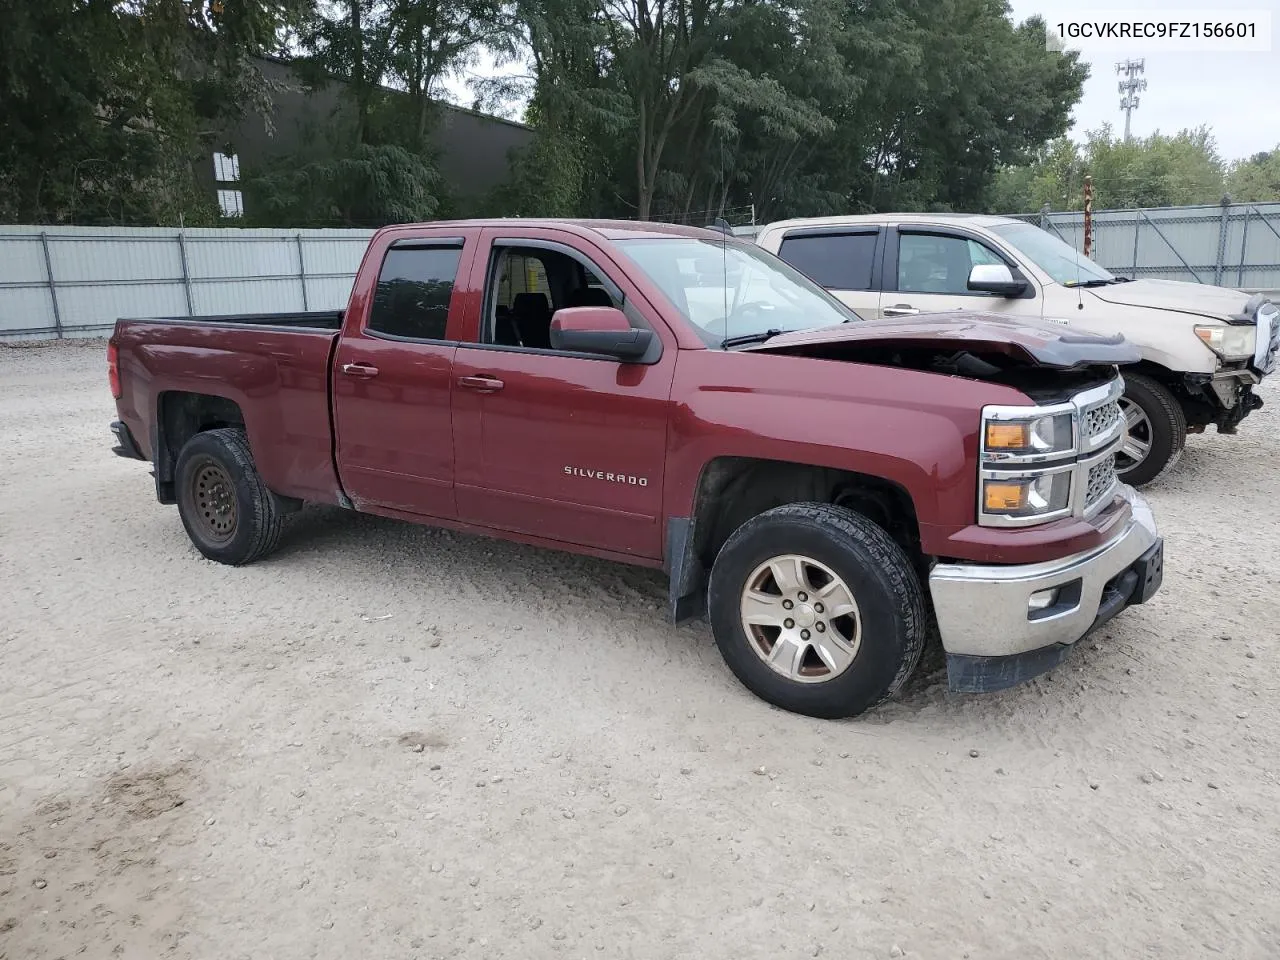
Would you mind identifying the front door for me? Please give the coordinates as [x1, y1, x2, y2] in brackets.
[450, 231, 677, 560]
[331, 229, 478, 517]
[880, 228, 1038, 319]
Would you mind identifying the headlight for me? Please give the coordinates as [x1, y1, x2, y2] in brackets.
[981, 470, 1072, 522]
[1195, 323, 1256, 361]
[983, 411, 1074, 459]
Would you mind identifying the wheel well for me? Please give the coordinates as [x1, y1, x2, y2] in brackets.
[1123, 360, 1216, 427]
[154, 392, 246, 503]
[1125, 359, 1179, 385]
[668, 457, 922, 621]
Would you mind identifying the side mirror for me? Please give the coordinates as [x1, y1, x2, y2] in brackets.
[968, 263, 1027, 297]
[550, 307, 654, 361]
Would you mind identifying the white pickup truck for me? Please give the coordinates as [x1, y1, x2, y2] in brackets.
[757, 214, 1279, 485]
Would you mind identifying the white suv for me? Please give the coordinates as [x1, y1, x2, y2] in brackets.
[757, 213, 1278, 485]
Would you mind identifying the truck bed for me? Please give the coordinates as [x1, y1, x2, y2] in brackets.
[121, 310, 344, 331]
[111, 315, 343, 505]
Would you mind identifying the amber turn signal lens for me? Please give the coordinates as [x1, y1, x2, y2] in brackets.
[984, 482, 1026, 510]
[985, 422, 1030, 450]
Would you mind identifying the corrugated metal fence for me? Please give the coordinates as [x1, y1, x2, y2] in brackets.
[1011, 201, 1280, 294]
[0, 226, 374, 341]
[4, 206, 1278, 340]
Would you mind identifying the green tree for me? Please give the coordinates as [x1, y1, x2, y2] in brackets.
[989, 126, 1230, 213]
[1226, 148, 1280, 203]
[0, 0, 306, 226]
[498, 0, 1086, 220]
[1083, 125, 1225, 208]
[253, 0, 508, 225]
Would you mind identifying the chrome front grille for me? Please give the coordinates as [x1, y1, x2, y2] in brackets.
[1082, 399, 1121, 443]
[1085, 454, 1117, 507]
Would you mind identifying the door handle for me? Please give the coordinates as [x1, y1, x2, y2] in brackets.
[457, 375, 505, 393]
[882, 304, 919, 317]
[341, 362, 380, 379]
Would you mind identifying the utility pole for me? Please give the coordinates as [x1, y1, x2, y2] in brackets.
[1116, 59, 1147, 141]
[1083, 175, 1094, 258]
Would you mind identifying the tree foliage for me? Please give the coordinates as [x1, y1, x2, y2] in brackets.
[249, 0, 507, 225]
[989, 126, 1238, 212]
[1226, 148, 1280, 204]
[0, 0, 306, 225]
[3, 0, 1095, 226]
[492, 0, 1087, 222]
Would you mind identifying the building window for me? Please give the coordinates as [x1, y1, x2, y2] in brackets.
[213, 152, 240, 182]
[217, 189, 244, 219]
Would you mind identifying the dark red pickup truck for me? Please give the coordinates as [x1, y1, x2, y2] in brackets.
[108, 219, 1164, 718]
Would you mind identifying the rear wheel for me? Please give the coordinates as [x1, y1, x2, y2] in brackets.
[1116, 373, 1186, 487]
[175, 427, 285, 565]
[707, 503, 925, 719]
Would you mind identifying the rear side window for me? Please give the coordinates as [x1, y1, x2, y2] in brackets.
[368, 245, 462, 340]
[776, 232, 877, 290]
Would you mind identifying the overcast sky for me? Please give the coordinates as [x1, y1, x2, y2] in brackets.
[448, 0, 1279, 163]
[1008, 0, 1279, 161]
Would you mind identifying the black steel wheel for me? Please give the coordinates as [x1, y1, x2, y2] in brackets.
[175, 428, 285, 565]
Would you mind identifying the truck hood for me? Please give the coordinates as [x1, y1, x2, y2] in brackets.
[1084, 278, 1250, 320]
[743, 312, 1140, 370]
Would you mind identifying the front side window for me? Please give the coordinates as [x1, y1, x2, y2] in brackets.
[777, 231, 878, 290]
[898, 234, 980, 294]
[484, 245, 622, 350]
[368, 245, 462, 340]
[617, 238, 858, 346]
[989, 221, 1114, 285]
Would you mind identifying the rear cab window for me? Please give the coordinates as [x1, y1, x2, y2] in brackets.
[776, 231, 879, 290]
[368, 244, 463, 340]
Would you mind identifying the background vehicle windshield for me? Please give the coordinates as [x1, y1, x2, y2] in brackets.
[617, 237, 859, 346]
[990, 222, 1115, 285]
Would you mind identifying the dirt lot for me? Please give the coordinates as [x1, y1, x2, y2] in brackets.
[1, 340, 1277, 960]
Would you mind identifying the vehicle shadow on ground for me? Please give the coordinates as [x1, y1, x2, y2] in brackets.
[264, 504, 987, 722]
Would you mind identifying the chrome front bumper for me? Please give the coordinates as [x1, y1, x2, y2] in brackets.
[929, 486, 1162, 692]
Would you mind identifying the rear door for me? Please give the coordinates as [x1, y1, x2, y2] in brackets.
[450, 228, 678, 560]
[331, 227, 480, 517]
[773, 227, 882, 317]
[879, 225, 1039, 319]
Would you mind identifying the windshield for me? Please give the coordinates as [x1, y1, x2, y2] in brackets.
[616, 237, 860, 346]
[990, 222, 1115, 286]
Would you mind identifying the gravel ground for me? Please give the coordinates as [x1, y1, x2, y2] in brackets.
[1, 339, 1277, 960]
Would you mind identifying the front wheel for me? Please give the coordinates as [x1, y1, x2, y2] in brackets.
[707, 503, 926, 719]
[175, 427, 285, 565]
[1116, 373, 1186, 487]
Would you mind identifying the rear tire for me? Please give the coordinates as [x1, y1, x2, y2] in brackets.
[1117, 373, 1186, 487]
[707, 503, 925, 719]
[175, 427, 285, 565]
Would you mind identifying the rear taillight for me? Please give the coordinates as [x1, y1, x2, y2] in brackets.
[107, 341, 122, 398]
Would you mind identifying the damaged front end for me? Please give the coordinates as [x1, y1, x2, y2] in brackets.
[742, 311, 1141, 392]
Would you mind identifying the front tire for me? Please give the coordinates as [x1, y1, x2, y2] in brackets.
[707, 503, 926, 719]
[175, 427, 285, 565]
[1117, 373, 1186, 487]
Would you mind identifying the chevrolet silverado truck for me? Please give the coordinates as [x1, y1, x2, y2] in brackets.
[758, 214, 1279, 485]
[108, 219, 1164, 719]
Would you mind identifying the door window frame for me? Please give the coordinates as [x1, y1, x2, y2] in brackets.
[359, 236, 470, 344]
[775, 226, 884, 292]
[467, 236, 664, 364]
[883, 225, 1036, 300]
